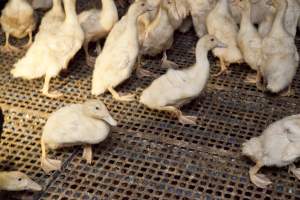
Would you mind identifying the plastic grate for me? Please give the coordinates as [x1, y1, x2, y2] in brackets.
[0, 1, 300, 199]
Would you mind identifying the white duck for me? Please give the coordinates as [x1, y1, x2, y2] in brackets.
[206, 0, 243, 76]
[78, 0, 119, 67]
[11, 0, 84, 98]
[259, 0, 300, 38]
[187, 0, 216, 38]
[0, 171, 42, 191]
[140, 35, 226, 124]
[0, 0, 36, 51]
[243, 114, 300, 188]
[140, 0, 181, 69]
[91, 0, 153, 101]
[237, 0, 262, 82]
[259, 0, 299, 95]
[41, 100, 117, 173]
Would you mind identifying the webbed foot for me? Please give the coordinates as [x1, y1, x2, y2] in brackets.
[41, 157, 62, 174]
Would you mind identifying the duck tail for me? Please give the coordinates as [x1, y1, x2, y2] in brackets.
[91, 81, 107, 96]
[11, 57, 40, 79]
[266, 79, 289, 94]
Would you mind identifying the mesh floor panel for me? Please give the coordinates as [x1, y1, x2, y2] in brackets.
[1, 1, 300, 199]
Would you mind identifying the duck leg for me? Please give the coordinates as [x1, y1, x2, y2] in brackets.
[244, 73, 257, 84]
[1, 32, 20, 52]
[279, 85, 295, 97]
[249, 162, 272, 188]
[40, 138, 62, 174]
[135, 54, 156, 78]
[41, 74, 62, 98]
[22, 31, 33, 49]
[108, 86, 135, 102]
[255, 70, 266, 91]
[161, 51, 178, 69]
[84, 42, 96, 67]
[213, 57, 228, 77]
[289, 164, 300, 180]
[82, 145, 93, 164]
[160, 106, 197, 125]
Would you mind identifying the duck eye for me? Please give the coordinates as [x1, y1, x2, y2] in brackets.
[18, 178, 22, 181]
[95, 107, 99, 110]
[141, 3, 145, 6]
[210, 38, 215, 42]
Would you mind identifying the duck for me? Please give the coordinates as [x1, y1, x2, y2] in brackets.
[140, 35, 226, 124]
[0, 171, 42, 191]
[0, 0, 36, 52]
[11, 0, 84, 98]
[139, 0, 181, 70]
[237, 0, 262, 83]
[242, 114, 300, 188]
[259, 0, 299, 96]
[206, 0, 243, 76]
[41, 100, 117, 173]
[187, 0, 216, 38]
[31, 0, 52, 10]
[258, 0, 300, 38]
[78, 0, 119, 67]
[91, 0, 154, 101]
[230, 0, 274, 25]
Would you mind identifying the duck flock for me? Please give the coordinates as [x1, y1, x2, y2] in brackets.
[0, 0, 300, 193]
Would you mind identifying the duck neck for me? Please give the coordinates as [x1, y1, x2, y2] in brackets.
[63, 0, 78, 24]
[270, 1, 288, 36]
[126, 7, 142, 34]
[240, 4, 252, 31]
[191, 44, 210, 74]
[52, 0, 63, 13]
[0, 173, 10, 190]
[215, 0, 229, 14]
[101, 0, 118, 20]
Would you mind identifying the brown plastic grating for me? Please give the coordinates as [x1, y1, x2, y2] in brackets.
[0, 1, 300, 199]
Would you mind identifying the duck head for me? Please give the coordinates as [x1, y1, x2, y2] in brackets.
[242, 137, 263, 163]
[161, 0, 180, 21]
[266, 0, 287, 8]
[83, 100, 117, 126]
[197, 35, 227, 51]
[236, 0, 251, 11]
[128, 0, 156, 17]
[0, 171, 42, 191]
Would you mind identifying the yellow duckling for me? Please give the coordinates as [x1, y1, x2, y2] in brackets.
[0, 0, 36, 51]
[78, 0, 119, 67]
[206, 0, 243, 76]
[11, 0, 84, 98]
[0, 171, 42, 191]
[91, 0, 154, 101]
[41, 100, 117, 173]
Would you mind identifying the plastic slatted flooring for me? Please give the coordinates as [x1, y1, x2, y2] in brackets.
[1, 1, 300, 199]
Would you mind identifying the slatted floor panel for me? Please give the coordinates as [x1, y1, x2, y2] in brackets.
[0, 1, 300, 199]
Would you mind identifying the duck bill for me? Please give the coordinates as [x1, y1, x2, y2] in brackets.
[27, 180, 42, 191]
[217, 42, 227, 48]
[103, 115, 117, 126]
[266, 0, 273, 6]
